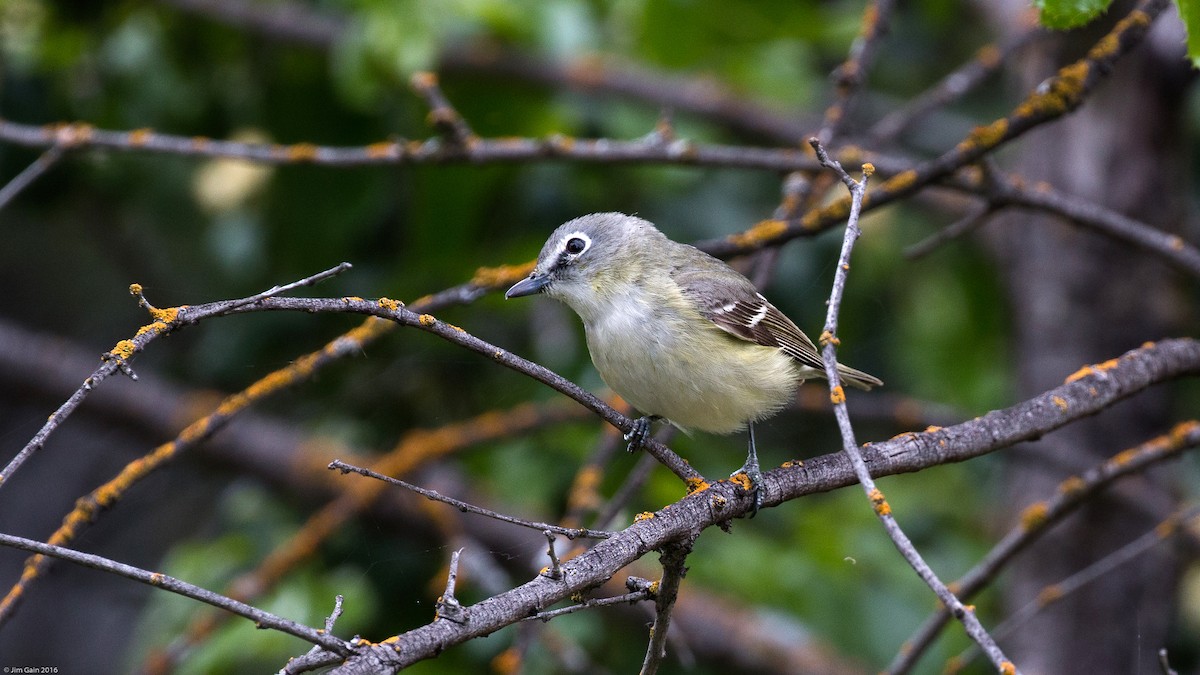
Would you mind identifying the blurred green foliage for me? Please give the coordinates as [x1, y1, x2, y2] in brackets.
[4, 1, 1191, 674]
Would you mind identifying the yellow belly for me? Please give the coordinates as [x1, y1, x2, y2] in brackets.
[587, 314, 801, 434]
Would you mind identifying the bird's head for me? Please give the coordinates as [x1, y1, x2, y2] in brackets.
[505, 213, 661, 310]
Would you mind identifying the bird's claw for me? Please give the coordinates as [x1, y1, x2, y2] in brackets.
[624, 416, 653, 453]
[732, 463, 763, 518]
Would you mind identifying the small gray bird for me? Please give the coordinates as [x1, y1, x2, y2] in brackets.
[506, 212, 881, 512]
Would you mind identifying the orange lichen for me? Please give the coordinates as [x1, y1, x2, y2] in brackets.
[1155, 518, 1177, 538]
[729, 472, 753, 492]
[1019, 501, 1048, 529]
[378, 297, 402, 311]
[861, 162, 875, 177]
[109, 340, 136, 360]
[959, 119, 1009, 153]
[565, 54, 607, 87]
[1064, 356, 1121, 383]
[410, 71, 438, 89]
[566, 465, 604, 511]
[491, 647, 521, 675]
[999, 661, 1016, 675]
[685, 477, 710, 494]
[882, 169, 918, 194]
[366, 141, 397, 158]
[418, 314, 436, 327]
[149, 572, 166, 586]
[829, 386, 846, 405]
[634, 511, 655, 522]
[1109, 447, 1142, 467]
[1051, 396, 1068, 411]
[546, 134, 575, 152]
[868, 488, 890, 516]
[923, 425, 942, 433]
[471, 261, 535, 288]
[781, 459, 803, 469]
[1170, 420, 1200, 443]
[819, 330, 839, 347]
[128, 128, 153, 146]
[286, 143, 319, 161]
[1037, 585, 1063, 605]
[726, 219, 787, 248]
[1058, 475, 1085, 496]
[976, 44, 1001, 68]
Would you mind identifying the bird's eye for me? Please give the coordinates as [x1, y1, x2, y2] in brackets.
[565, 237, 587, 255]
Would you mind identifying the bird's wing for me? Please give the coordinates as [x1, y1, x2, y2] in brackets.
[673, 265, 826, 372]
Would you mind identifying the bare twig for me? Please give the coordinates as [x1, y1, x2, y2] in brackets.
[0, 145, 65, 212]
[811, 137, 1016, 673]
[410, 72, 477, 146]
[887, 420, 1200, 674]
[435, 549, 467, 624]
[818, 0, 898, 144]
[1158, 648, 1180, 675]
[542, 531, 565, 581]
[955, 505, 1200, 670]
[525, 586, 655, 623]
[0, 118, 823, 172]
[0, 532, 352, 655]
[639, 537, 695, 675]
[328, 459, 612, 540]
[0, 262, 351, 495]
[904, 201, 998, 259]
[868, 25, 1043, 143]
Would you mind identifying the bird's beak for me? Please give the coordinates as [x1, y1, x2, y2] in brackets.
[505, 273, 550, 299]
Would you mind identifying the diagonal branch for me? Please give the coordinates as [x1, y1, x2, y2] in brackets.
[810, 139, 1014, 670]
[888, 420, 1200, 674]
[0, 533, 352, 656]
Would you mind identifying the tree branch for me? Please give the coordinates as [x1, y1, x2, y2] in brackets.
[0, 533, 352, 655]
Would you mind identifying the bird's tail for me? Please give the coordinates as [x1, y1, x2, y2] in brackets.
[837, 363, 883, 391]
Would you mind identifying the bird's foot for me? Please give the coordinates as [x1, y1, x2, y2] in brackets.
[623, 416, 655, 453]
[732, 461, 763, 517]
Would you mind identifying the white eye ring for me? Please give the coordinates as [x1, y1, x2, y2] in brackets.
[562, 232, 591, 256]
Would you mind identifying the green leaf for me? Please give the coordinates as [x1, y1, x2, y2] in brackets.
[1179, 0, 1200, 67]
[1034, 0, 1113, 28]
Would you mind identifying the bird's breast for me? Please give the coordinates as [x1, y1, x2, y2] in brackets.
[582, 291, 799, 434]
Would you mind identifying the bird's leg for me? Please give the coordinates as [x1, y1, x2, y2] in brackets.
[623, 415, 661, 453]
[733, 422, 763, 517]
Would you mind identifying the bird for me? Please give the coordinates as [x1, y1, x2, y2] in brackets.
[505, 212, 881, 513]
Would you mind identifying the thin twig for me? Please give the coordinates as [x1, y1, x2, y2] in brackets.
[524, 588, 655, 623]
[285, 595, 349, 673]
[639, 537, 694, 675]
[0, 262, 352, 495]
[818, 0, 898, 144]
[0, 118, 823, 172]
[904, 201, 997, 259]
[954, 505, 1200, 670]
[0, 532, 352, 655]
[0, 144, 65, 212]
[435, 548, 467, 624]
[410, 72, 477, 146]
[328, 459, 612, 539]
[1158, 648, 1180, 675]
[887, 420, 1200, 674]
[810, 137, 1017, 673]
[542, 531, 565, 580]
[868, 26, 1043, 144]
